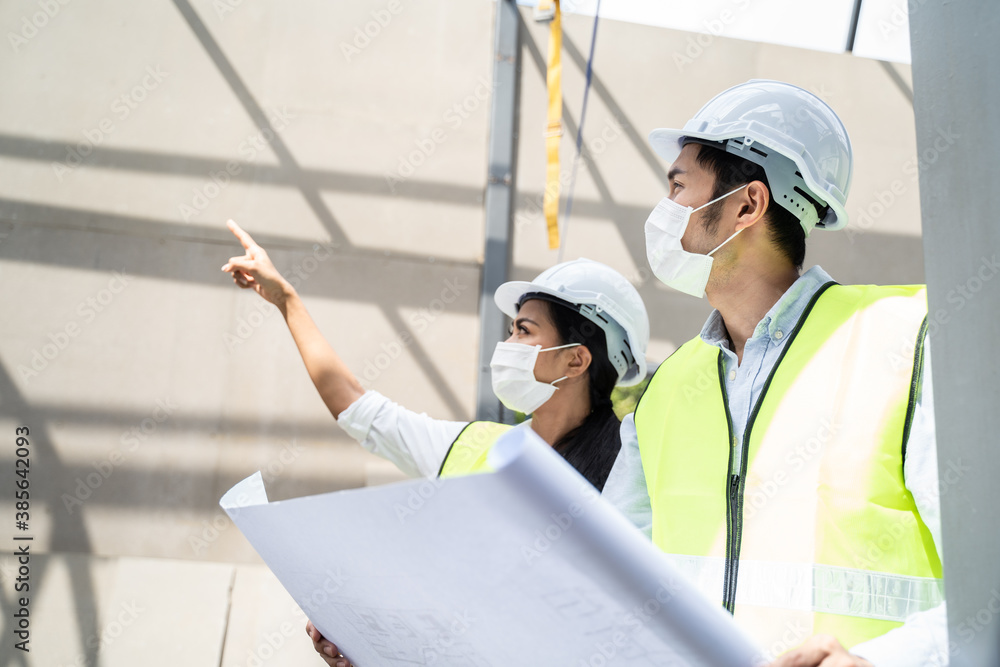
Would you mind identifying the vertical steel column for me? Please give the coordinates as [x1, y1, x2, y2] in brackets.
[910, 6, 1000, 666]
[476, 0, 521, 422]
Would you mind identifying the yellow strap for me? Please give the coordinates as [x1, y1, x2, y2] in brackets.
[543, 0, 562, 250]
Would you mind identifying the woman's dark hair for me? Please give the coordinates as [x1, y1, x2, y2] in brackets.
[519, 293, 622, 491]
[692, 142, 808, 270]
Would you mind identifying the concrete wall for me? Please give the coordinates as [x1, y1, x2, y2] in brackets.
[512, 10, 923, 362]
[0, 0, 924, 663]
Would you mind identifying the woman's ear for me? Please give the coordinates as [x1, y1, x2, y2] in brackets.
[735, 180, 770, 232]
[563, 345, 592, 379]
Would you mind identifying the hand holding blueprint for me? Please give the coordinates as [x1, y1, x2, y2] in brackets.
[221, 428, 764, 666]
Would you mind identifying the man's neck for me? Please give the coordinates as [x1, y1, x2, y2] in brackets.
[708, 262, 800, 365]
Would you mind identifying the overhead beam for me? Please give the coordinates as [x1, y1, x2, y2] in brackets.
[476, 0, 521, 422]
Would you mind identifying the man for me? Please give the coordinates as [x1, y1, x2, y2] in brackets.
[604, 80, 947, 666]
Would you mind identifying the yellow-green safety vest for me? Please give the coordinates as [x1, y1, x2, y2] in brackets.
[634, 283, 944, 653]
[438, 421, 513, 478]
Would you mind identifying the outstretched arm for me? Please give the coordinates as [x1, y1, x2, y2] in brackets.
[221, 219, 364, 418]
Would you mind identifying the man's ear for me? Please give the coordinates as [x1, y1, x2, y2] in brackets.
[564, 345, 592, 379]
[735, 180, 770, 232]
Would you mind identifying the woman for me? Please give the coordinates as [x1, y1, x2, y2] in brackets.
[221, 220, 649, 665]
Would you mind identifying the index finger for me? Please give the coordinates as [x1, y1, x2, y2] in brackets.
[227, 219, 258, 251]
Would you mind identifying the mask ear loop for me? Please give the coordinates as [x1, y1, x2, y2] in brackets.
[708, 227, 744, 256]
[539, 342, 582, 352]
[696, 183, 750, 257]
[539, 342, 581, 387]
[692, 183, 749, 213]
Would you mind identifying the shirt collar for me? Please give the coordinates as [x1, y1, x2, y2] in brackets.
[699, 265, 835, 350]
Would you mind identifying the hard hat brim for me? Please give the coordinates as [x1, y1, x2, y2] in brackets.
[647, 127, 849, 232]
[493, 279, 648, 386]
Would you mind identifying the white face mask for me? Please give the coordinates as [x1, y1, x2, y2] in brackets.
[490, 341, 581, 415]
[644, 184, 748, 298]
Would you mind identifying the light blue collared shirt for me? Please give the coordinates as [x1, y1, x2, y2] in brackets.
[701, 266, 835, 470]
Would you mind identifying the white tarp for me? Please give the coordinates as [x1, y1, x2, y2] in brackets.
[221, 428, 763, 666]
[513, 0, 912, 64]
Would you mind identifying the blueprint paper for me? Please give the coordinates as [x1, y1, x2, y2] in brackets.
[221, 428, 764, 666]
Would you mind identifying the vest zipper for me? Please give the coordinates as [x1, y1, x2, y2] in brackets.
[718, 354, 740, 614]
[718, 281, 837, 615]
[723, 470, 740, 613]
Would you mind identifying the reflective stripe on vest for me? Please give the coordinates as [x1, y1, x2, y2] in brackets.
[634, 283, 943, 650]
[438, 421, 513, 478]
[662, 554, 944, 622]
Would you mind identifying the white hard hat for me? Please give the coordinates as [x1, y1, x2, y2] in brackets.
[648, 79, 853, 234]
[494, 258, 649, 386]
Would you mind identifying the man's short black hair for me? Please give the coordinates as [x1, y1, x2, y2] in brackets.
[691, 141, 806, 270]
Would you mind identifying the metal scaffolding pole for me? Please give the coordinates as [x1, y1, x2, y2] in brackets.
[476, 0, 521, 422]
[910, 5, 1000, 666]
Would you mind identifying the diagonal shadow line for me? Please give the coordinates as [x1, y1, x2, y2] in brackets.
[0, 401, 349, 443]
[173, 0, 482, 422]
[0, 133, 484, 209]
[378, 306, 467, 420]
[25, 460, 365, 512]
[0, 199, 481, 313]
[0, 197, 480, 267]
[0, 362, 100, 665]
[560, 31, 672, 192]
[518, 11, 671, 192]
[517, 13, 651, 273]
[0, 559, 31, 667]
[170, 0, 350, 249]
[879, 60, 914, 106]
[0, 193, 655, 274]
